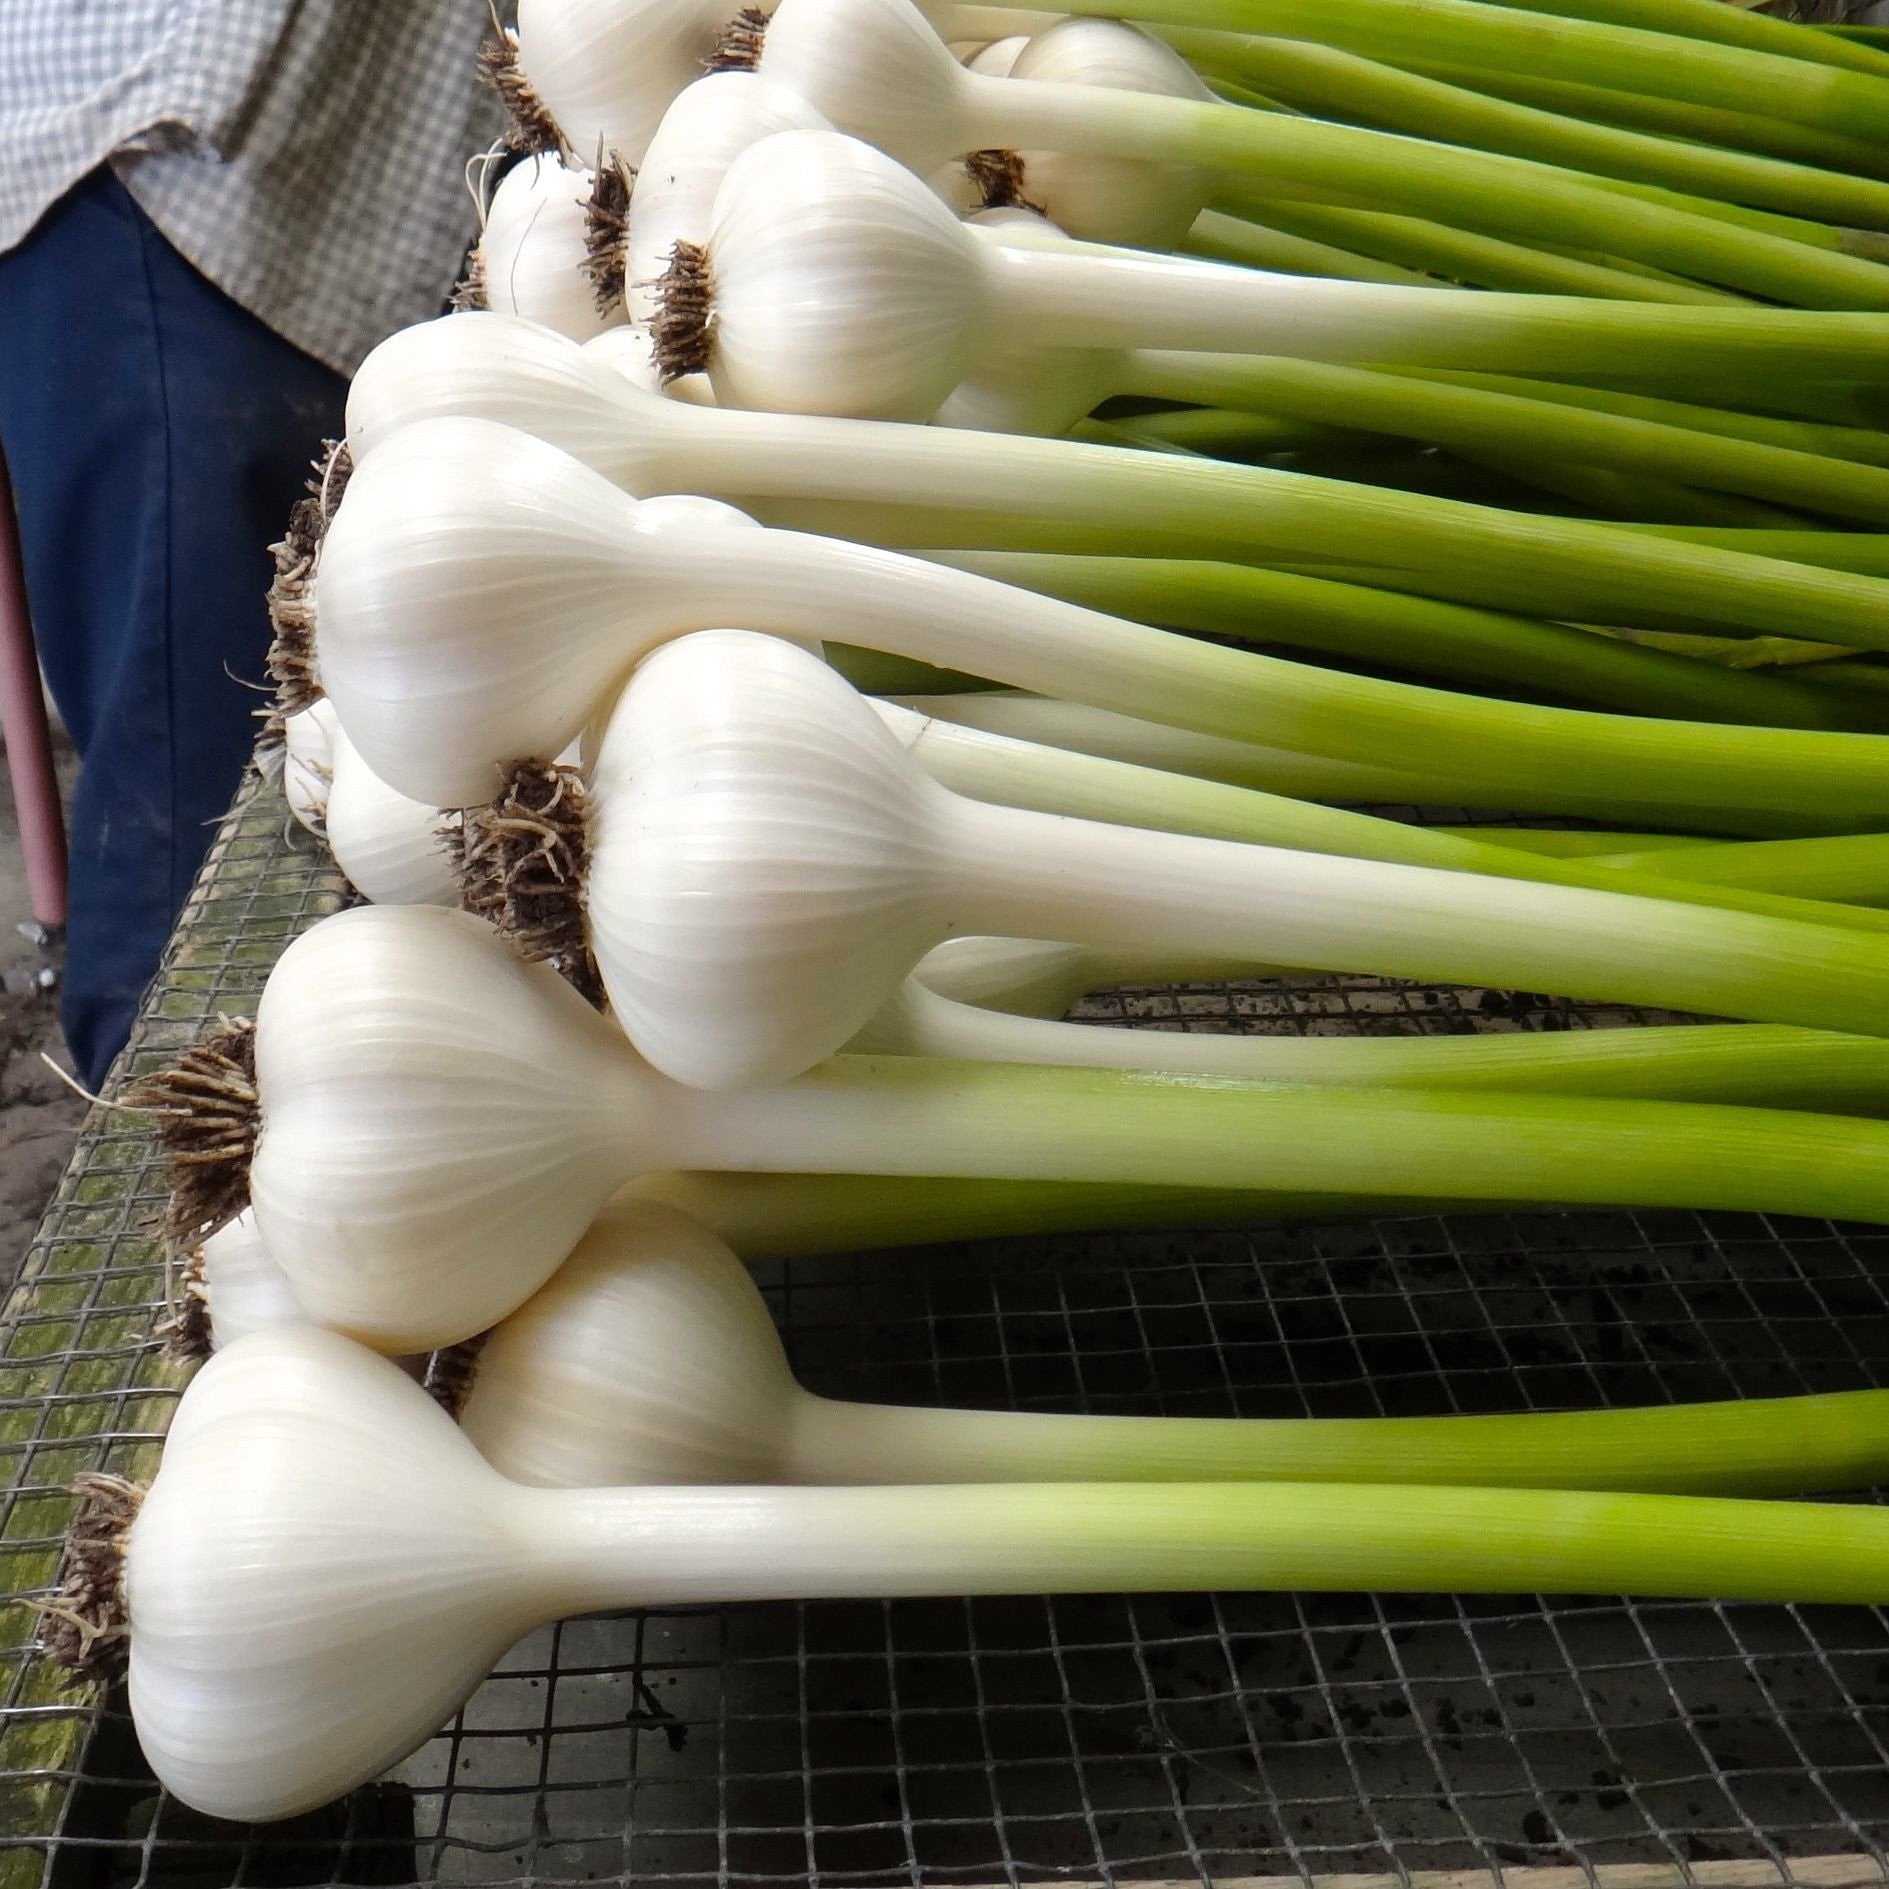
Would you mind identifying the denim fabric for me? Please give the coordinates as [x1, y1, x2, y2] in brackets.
[0, 168, 345, 1086]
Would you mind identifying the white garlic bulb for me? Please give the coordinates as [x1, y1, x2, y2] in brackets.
[191, 1211, 310, 1347]
[322, 725, 459, 907]
[627, 73, 831, 325]
[477, 154, 625, 342]
[125, 1327, 545, 1822]
[703, 128, 982, 420]
[1006, 21, 1212, 248]
[457, 1201, 798, 1485]
[281, 700, 337, 835]
[964, 33, 1028, 75]
[515, 0, 751, 168]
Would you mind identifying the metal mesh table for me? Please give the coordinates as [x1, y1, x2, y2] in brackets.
[4, 770, 1889, 1889]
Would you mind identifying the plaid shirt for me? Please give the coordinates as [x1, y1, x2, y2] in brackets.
[0, 2, 502, 373]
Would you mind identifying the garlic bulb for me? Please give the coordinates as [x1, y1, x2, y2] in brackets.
[477, 154, 624, 342]
[747, 0, 999, 173]
[1006, 21, 1213, 247]
[281, 700, 337, 836]
[122, 1326, 542, 1822]
[514, 0, 742, 167]
[585, 322, 720, 406]
[92, 1324, 1889, 1822]
[578, 629, 1889, 1089]
[700, 129, 980, 420]
[627, 73, 831, 325]
[189, 1212, 310, 1349]
[324, 725, 459, 908]
[965, 34, 1027, 75]
[456, 1201, 796, 1484]
[458, 1200, 1889, 1495]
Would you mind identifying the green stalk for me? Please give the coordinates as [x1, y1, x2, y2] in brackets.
[1205, 196, 1736, 303]
[1184, 207, 1452, 288]
[1807, 660, 1889, 698]
[628, 1172, 1401, 1256]
[876, 983, 1889, 1116]
[1046, 0, 1889, 144]
[1116, 351, 1889, 526]
[896, 695, 1839, 836]
[980, 83, 1889, 305]
[1394, 59, 1889, 180]
[530, 1475, 1889, 1613]
[788, 1056, 1889, 1227]
[1399, 370, 1889, 468]
[1471, 0, 1889, 81]
[1573, 376, 1888, 429]
[683, 392, 1889, 646]
[800, 1382, 1889, 1496]
[929, 549, 1886, 730]
[1628, 527, 1889, 576]
[1180, 32, 1889, 228]
[1101, 407, 1354, 457]
[889, 695, 1889, 923]
[1591, 832, 1889, 906]
[1438, 828, 1705, 857]
[1457, 449, 1814, 527]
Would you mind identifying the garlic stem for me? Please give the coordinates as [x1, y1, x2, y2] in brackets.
[1392, 370, 1889, 470]
[879, 697, 1889, 916]
[1175, 32, 1889, 230]
[113, 1327, 1889, 1823]
[178, 904, 1889, 1350]
[965, 221, 1889, 379]
[1105, 352, 1889, 529]
[929, 548, 1884, 729]
[1588, 832, 1889, 906]
[859, 979, 1889, 1116]
[1404, 59, 1889, 177]
[893, 693, 1845, 838]
[1188, 203, 1706, 304]
[1184, 208, 1456, 292]
[1042, 0, 1889, 145]
[1457, 0, 1889, 80]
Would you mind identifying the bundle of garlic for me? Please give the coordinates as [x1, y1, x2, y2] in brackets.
[46, 0, 1889, 1831]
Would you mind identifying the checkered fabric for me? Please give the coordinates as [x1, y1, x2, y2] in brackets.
[0, 2, 503, 373]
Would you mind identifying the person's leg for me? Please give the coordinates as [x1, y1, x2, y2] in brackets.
[0, 169, 346, 1087]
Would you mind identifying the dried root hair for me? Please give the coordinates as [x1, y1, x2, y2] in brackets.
[650, 241, 716, 384]
[478, 29, 565, 156]
[425, 1334, 490, 1420]
[583, 152, 637, 316]
[155, 1246, 214, 1364]
[452, 762, 605, 1009]
[129, 1019, 259, 1248]
[451, 244, 490, 312]
[37, 1473, 143, 1684]
[707, 6, 769, 70]
[964, 149, 1042, 215]
[262, 439, 354, 738]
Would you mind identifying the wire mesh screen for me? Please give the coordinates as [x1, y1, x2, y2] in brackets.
[4, 770, 1889, 1889]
